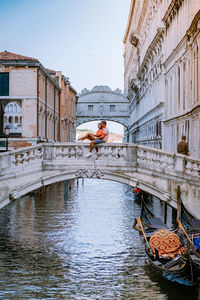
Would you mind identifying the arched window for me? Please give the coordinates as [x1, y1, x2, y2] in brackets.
[15, 116, 18, 123]
[4, 116, 7, 123]
[9, 116, 13, 123]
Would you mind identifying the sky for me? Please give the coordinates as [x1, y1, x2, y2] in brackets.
[0, 0, 131, 133]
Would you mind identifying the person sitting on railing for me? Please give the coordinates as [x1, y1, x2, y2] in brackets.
[85, 120, 109, 158]
[77, 123, 103, 141]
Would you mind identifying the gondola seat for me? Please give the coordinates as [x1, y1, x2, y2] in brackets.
[149, 228, 185, 258]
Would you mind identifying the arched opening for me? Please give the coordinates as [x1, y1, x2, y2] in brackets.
[76, 120, 125, 143]
[4, 102, 22, 136]
[8, 116, 13, 123]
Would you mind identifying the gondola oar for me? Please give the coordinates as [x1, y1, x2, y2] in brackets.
[125, 187, 133, 194]
[137, 217, 148, 244]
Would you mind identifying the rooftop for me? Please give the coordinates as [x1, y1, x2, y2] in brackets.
[0, 50, 38, 62]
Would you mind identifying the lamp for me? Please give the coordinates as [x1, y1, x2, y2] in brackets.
[4, 125, 10, 151]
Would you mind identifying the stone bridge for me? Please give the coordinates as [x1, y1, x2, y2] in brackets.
[76, 86, 130, 129]
[0, 143, 200, 217]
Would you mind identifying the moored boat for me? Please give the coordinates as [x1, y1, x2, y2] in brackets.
[178, 202, 200, 282]
[132, 187, 142, 200]
[133, 200, 193, 286]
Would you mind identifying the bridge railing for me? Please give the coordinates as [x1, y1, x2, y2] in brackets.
[136, 145, 200, 179]
[0, 144, 43, 177]
[43, 143, 129, 161]
[0, 142, 200, 180]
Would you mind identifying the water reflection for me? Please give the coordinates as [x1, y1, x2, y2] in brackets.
[0, 179, 196, 299]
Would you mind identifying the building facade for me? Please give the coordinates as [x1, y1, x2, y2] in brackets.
[124, 0, 200, 158]
[55, 71, 77, 142]
[0, 51, 77, 146]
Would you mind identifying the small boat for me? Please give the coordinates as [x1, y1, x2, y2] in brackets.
[133, 200, 193, 286]
[178, 202, 200, 281]
[132, 187, 142, 200]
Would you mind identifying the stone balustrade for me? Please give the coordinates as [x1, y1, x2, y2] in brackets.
[0, 142, 200, 179]
[0, 142, 200, 215]
[0, 144, 43, 177]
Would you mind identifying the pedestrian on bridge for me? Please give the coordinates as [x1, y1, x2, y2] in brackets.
[177, 135, 190, 156]
[177, 135, 190, 167]
[85, 120, 109, 158]
[78, 123, 103, 141]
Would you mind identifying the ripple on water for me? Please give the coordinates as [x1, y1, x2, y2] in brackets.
[0, 179, 196, 299]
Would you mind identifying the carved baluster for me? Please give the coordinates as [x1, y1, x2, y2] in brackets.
[23, 151, 29, 164]
[70, 147, 76, 158]
[10, 153, 17, 166]
[18, 152, 24, 165]
[121, 146, 127, 159]
[76, 145, 83, 158]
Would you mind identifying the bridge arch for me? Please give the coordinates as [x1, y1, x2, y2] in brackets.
[5, 168, 175, 209]
[76, 86, 130, 129]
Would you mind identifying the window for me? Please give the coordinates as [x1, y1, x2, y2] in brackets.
[0, 73, 9, 96]
[110, 105, 115, 112]
[9, 116, 13, 123]
[156, 121, 162, 137]
[88, 105, 93, 111]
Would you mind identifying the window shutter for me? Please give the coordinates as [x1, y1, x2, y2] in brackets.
[0, 73, 9, 96]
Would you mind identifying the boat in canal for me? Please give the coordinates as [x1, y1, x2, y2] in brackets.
[133, 200, 193, 286]
[177, 202, 200, 282]
[132, 187, 142, 200]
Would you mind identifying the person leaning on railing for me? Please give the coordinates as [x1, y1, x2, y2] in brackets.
[177, 135, 190, 167]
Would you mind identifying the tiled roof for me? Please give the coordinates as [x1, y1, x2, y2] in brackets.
[0, 50, 38, 62]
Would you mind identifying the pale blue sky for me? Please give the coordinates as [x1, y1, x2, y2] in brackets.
[1, 0, 131, 133]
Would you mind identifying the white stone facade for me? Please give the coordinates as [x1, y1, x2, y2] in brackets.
[124, 0, 200, 157]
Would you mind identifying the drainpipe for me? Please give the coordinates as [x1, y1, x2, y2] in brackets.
[45, 76, 47, 139]
[54, 87, 56, 141]
[36, 68, 39, 137]
[58, 90, 61, 141]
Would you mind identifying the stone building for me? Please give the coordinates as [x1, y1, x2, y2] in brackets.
[49, 70, 77, 142]
[0, 51, 77, 147]
[124, 0, 200, 158]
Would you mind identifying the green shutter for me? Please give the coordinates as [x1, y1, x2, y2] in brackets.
[0, 73, 9, 96]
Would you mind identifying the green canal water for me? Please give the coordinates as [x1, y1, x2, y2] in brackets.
[0, 179, 196, 299]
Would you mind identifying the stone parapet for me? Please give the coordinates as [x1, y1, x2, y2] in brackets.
[0, 143, 200, 217]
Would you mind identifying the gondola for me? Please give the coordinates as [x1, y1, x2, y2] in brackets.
[131, 188, 150, 202]
[177, 202, 200, 281]
[132, 187, 142, 200]
[133, 200, 193, 286]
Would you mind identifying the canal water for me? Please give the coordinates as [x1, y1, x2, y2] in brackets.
[0, 179, 196, 299]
